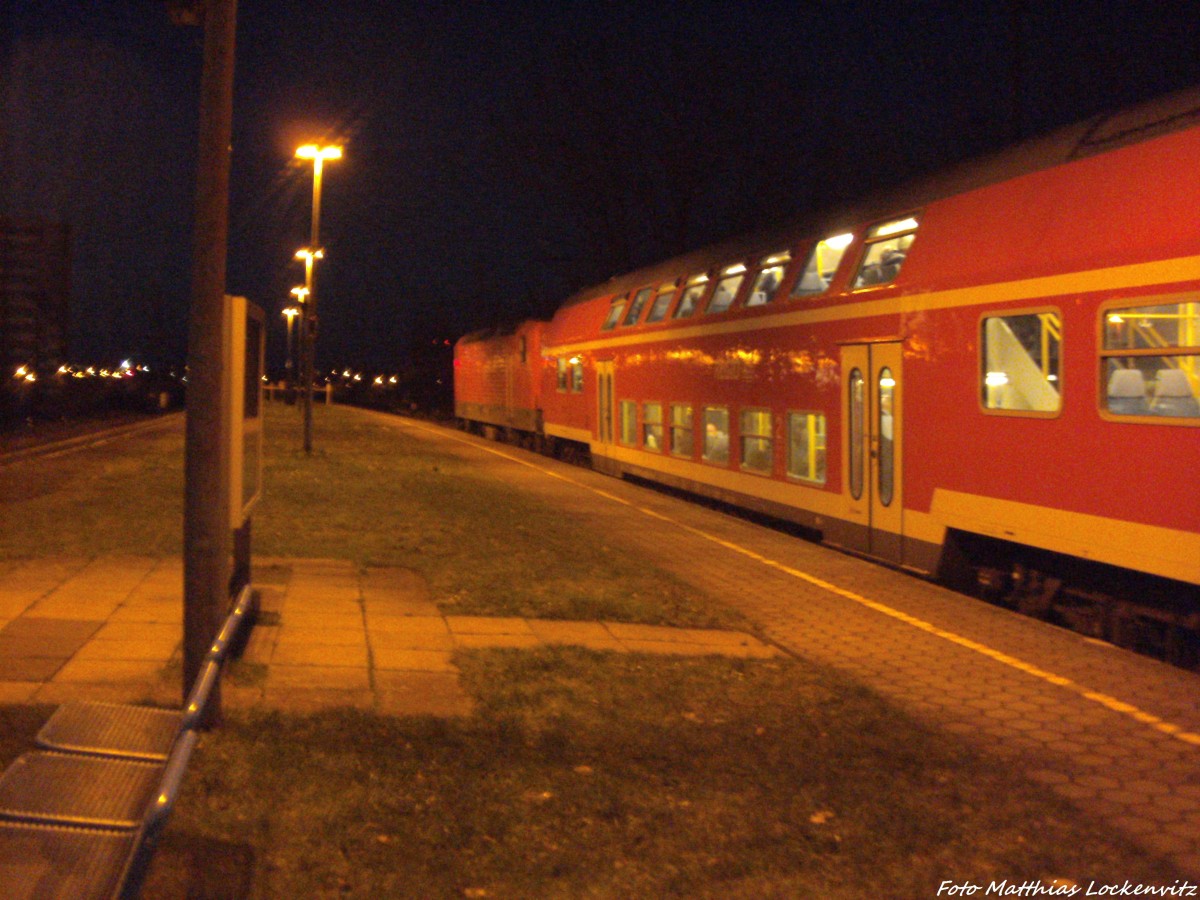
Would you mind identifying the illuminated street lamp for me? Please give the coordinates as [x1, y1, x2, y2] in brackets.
[294, 144, 342, 455]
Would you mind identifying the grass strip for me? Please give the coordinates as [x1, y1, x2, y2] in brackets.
[0, 403, 739, 628]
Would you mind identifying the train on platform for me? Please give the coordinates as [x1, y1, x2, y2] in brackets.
[454, 88, 1200, 667]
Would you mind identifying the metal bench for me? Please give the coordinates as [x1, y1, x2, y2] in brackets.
[0, 585, 254, 899]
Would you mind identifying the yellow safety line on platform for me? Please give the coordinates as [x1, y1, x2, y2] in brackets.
[399, 416, 1200, 749]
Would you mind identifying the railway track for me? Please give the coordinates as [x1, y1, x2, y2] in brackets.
[0, 413, 183, 467]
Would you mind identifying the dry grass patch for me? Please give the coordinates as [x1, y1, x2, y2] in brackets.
[142, 649, 1180, 898]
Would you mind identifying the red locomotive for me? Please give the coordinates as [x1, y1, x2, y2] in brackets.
[455, 89, 1200, 665]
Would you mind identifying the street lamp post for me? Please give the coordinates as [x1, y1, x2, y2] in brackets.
[282, 304, 300, 400]
[294, 144, 341, 455]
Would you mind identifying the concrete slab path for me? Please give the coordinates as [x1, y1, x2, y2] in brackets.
[0, 555, 781, 718]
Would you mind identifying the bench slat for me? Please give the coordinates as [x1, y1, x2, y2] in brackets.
[0, 820, 133, 900]
[0, 753, 162, 830]
[36, 702, 181, 762]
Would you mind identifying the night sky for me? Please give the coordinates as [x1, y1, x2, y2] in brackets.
[4, 1, 1200, 372]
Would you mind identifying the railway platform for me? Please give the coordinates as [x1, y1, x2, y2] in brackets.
[364, 412, 1200, 878]
[2, 408, 1198, 881]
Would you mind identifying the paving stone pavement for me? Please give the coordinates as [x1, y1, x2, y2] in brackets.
[368, 411, 1200, 879]
[0, 556, 780, 720]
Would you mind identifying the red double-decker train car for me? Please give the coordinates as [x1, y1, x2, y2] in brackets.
[455, 89, 1200, 663]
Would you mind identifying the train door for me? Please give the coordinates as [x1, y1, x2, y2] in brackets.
[841, 342, 904, 564]
[596, 360, 615, 446]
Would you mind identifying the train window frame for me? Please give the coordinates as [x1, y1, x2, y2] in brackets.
[791, 232, 855, 298]
[619, 399, 638, 445]
[644, 280, 680, 324]
[621, 286, 654, 326]
[705, 264, 747, 315]
[601, 294, 628, 330]
[669, 403, 694, 457]
[570, 357, 584, 393]
[739, 407, 773, 474]
[556, 358, 568, 393]
[642, 402, 664, 451]
[745, 252, 791, 307]
[702, 406, 730, 465]
[786, 410, 827, 485]
[1099, 297, 1200, 425]
[851, 215, 919, 290]
[673, 274, 709, 319]
[979, 307, 1063, 418]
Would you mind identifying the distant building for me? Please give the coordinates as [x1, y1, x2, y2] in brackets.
[0, 218, 70, 378]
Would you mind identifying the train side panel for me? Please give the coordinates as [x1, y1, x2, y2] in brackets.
[454, 322, 545, 434]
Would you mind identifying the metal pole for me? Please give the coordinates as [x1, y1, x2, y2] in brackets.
[302, 161, 323, 455]
[284, 312, 294, 396]
[183, 0, 237, 726]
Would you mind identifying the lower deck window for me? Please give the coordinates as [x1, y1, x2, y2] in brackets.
[1102, 301, 1200, 420]
[619, 400, 637, 445]
[643, 402, 663, 451]
[670, 404, 694, 456]
[981, 311, 1061, 414]
[740, 409, 773, 473]
[703, 407, 729, 464]
[787, 412, 826, 484]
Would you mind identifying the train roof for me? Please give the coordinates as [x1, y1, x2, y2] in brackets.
[558, 85, 1200, 309]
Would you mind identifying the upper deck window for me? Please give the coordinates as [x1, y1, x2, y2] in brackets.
[853, 216, 919, 288]
[791, 233, 853, 297]
[745, 252, 790, 307]
[601, 294, 627, 330]
[673, 274, 709, 319]
[622, 287, 653, 326]
[705, 264, 746, 314]
[1102, 301, 1200, 420]
[644, 281, 679, 323]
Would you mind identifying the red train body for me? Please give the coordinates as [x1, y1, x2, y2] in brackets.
[454, 90, 1200, 661]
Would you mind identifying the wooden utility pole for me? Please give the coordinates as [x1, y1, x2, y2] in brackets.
[182, 0, 238, 724]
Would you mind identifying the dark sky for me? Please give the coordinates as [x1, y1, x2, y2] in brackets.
[4, 1, 1200, 371]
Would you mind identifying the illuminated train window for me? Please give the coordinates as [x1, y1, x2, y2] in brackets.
[622, 287, 653, 326]
[602, 294, 627, 330]
[852, 216, 919, 288]
[792, 232, 854, 296]
[706, 264, 747, 314]
[787, 411, 826, 484]
[619, 400, 637, 445]
[673, 274, 709, 319]
[703, 407, 730, 464]
[556, 358, 568, 392]
[644, 281, 679, 323]
[1102, 301, 1200, 420]
[981, 311, 1061, 414]
[570, 358, 584, 393]
[643, 402, 664, 450]
[740, 408, 773, 473]
[745, 252, 790, 306]
[670, 404, 694, 456]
